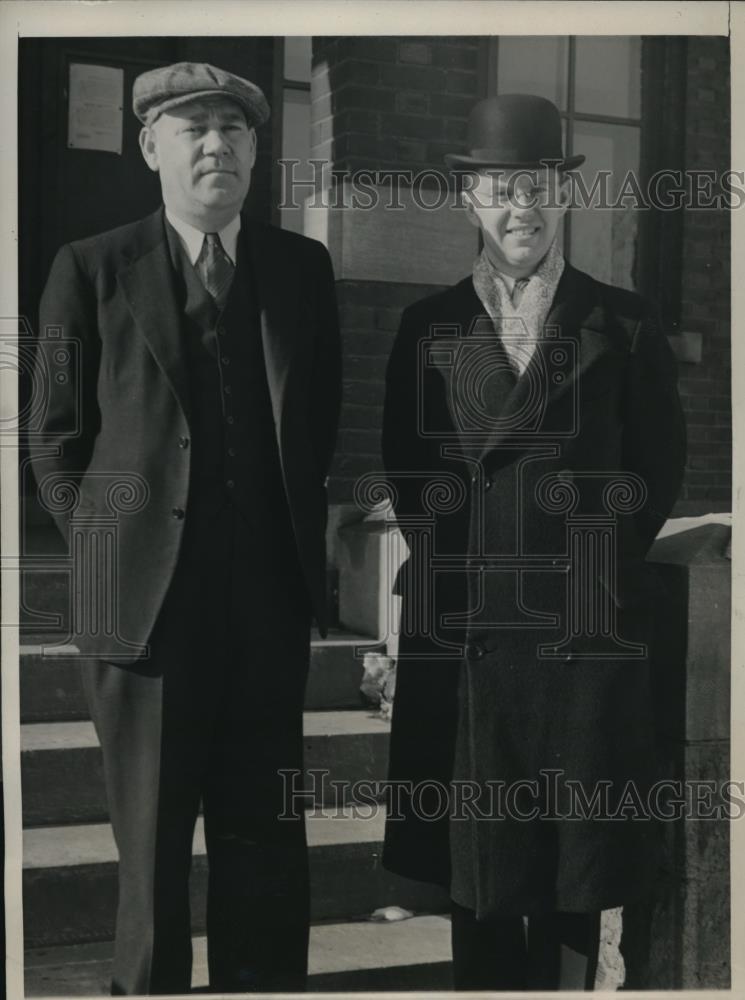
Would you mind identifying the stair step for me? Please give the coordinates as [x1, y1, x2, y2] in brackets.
[20, 631, 377, 721]
[24, 916, 452, 995]
[21, 713, 391, 826]
[18, 553, 344, 637]
[19, 568, 70, 636]
[23, 813, 449, 948]
[23, 809, 382, 868]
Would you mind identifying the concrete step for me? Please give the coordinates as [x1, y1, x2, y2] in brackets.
[20, 631, 376, 722]
[23, 812, 449, 949]
[18, 536, 343, 637]
[21, 712, 391, 826]
[24, 915, 453, 995]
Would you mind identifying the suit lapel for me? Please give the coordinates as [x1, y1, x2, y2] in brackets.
[118, 211, 301, 435]
[244, 220, 301, 429]
[117, 208, 192, 422]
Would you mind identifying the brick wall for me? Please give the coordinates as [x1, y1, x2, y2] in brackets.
[677, 36, 731, 511]
[311, 36, 482, 175]
[312, 37, 483, 504]
[330, 280, 444, 504]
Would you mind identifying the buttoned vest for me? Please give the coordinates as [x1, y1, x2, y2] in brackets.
[166, 223, 295, 551]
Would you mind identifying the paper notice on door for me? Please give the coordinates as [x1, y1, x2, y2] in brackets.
[68, 63, 124, 154]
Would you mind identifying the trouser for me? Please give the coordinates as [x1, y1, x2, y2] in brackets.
[451, 902, 601, 991]
[82, 502, 312, 995]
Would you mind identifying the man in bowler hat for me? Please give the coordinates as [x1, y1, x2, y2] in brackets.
[382, 94, 686, 989]
[31, 62, 341, 994]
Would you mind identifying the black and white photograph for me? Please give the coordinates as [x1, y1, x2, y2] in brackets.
[1, 1, 740, 997]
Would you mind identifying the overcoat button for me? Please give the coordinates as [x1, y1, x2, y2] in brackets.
[466, 642, 485, 660]
[178, 436, 189, 449]
[171, 507, 185, 520]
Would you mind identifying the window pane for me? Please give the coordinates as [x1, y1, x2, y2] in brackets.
[281, 89, 311, 234]
[496, 36, 568, 108]
[574, 37, 641, 118]
[284, 36, 312, 83]
[569, 121, 641, 289]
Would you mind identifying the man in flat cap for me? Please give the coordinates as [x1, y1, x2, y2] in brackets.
[381, 94, 686, 989]
[31, 62, 341, 994]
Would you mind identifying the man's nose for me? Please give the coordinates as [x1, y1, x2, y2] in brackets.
[201, 128, 231, 155]
[511, 188, 537, 210]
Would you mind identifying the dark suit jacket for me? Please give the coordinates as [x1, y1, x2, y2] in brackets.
[382, 263, 687, 915]
[31, 207, 341, 660]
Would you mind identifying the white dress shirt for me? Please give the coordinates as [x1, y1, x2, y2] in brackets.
[165, 209, 241, 266]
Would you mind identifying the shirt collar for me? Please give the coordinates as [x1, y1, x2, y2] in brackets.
[165, 209, 241, 266]
[478, 237, 565, 295]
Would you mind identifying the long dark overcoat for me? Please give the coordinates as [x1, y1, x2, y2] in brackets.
[30, 207, 340, 660]
[381, 263, 686, 917]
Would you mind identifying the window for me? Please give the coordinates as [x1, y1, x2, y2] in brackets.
[279, 37, 312, 233]
[490, 36, 642, 289]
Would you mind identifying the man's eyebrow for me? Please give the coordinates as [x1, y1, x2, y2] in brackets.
[492, 178, 543, 189]
[179, 107, 246, 123]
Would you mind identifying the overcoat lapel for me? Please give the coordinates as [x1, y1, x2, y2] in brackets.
[430, 265, 618, 464]
[117, 208, 192, 422]
[482, 264, 595, 455]
[472, 264, 612, 463]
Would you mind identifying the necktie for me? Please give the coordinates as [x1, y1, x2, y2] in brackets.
[511, 277, 529, 308]
[196, 233, 235, 311]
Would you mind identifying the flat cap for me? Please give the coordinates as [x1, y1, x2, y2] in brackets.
[133, 61, 270, 127]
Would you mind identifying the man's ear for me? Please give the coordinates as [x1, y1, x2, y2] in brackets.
[139, 126, 159, 172]
[556, 172, 573, 211]
[247, 127, 257, 169]
[461, 189, 481, 229]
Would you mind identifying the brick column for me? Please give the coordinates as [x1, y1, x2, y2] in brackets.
[309, 37, 485, 507]
[676, 37, 731, 512]
[622, 518, 731, 987]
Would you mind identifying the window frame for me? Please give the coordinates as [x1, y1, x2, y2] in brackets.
[484, 35, 686, 329]
[271, 37, 312, 230]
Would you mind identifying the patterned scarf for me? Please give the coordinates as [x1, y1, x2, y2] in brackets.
[472, 238, 565, 377]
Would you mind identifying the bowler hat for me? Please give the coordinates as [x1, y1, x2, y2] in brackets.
[444, 93, 585, 171]
[133, 62, 270, 127]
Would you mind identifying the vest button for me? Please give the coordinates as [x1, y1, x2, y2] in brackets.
[226, 416, 235, 425]
[227, 447, 236, 457]
[178, 436, 189, 449]
[484, 478, 492, 491]
[222, 356, 231, 365]
[224, 385, 232, 394]
[226, 480, 235, 489]
[217, 325, 226, 336]
[171, 507, 185, 520]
